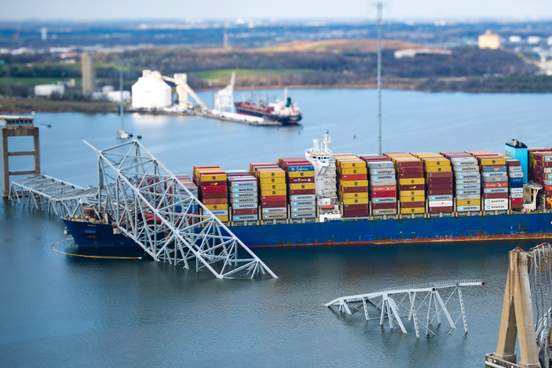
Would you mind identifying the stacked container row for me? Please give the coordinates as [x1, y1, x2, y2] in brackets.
[361, 154, 397, 215]
[334, 154, 369, 218]
[255, 166, 288, 220]
[415, 153, 453, 214]
[472, 153, 509, 211]
[227, 172, 259, 222]
[529, 150, 552, 209]
[176, 175, 199, 214]
[386, 153, 425, 215]
[506, 159, 524, 211]
[279, 158, 316, 219]
[193, 166, 229, 222]
[443, 152, 481, 212]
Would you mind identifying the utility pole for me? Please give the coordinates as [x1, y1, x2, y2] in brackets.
[375, 1, 383, 155]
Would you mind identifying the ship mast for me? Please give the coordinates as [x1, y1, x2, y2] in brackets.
[376, 1, 383, 155]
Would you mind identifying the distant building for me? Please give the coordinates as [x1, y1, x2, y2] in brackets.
[81, 52, 96, 96]
[528, 36, 541, 45]
[478, 31, 501, 50]
[40, 27, 48, 41]
[394, 48, 452, 59]
[34, 83, 65, 98]
[508, 35, 522, 44]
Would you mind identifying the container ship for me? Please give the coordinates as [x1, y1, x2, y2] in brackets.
[63, 136, 552, 255]
[234, 96, 302, 125]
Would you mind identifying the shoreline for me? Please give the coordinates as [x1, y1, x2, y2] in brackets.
[1, 81, 551, 114]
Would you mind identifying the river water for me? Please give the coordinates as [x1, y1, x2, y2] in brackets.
[1, 89, 551, 367]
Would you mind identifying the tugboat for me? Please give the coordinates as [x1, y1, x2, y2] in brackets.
[234, 91, 302, 125]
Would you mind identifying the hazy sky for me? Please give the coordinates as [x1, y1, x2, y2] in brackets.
[2, 0, 552, 21]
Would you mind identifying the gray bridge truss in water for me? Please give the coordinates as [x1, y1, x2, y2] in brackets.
[9, 140, 277, 280]
[325, 279, 485, 338]
[9, 175, 97, 218]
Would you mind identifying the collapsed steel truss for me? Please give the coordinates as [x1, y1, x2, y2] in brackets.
[9, 175, 97, 217]
[325, 280, 484, 338]
[85, 140, 277, 280]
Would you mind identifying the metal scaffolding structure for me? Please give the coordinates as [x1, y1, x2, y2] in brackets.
[85, 139, 277, 280]
[9, 175, 97, 217]
[486, 243, 552, 368]
[325, 280, 484, 338]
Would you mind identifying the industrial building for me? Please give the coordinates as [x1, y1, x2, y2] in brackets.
[131, 70, 173, 110]
[478, 31, 501, 50]
[81, 52, 96, 96]
[34, 84, 65, 98]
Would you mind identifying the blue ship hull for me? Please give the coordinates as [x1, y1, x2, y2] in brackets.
[63, 212, 552, 256]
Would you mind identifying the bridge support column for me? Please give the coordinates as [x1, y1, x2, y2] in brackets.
[491, 249, 540, 368]
[1, 115, 40, 198]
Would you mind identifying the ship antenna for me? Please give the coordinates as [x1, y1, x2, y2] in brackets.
[375, 1, 384, 155]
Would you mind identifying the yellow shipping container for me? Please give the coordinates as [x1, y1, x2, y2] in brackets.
[424, 158, 450, 166]
[216, 215, 229, 222]
[414, 152, 442, 158]
[339, 167, 368, 175]
[342, 192, 369, 200]
[205, 203, 229, 211]
[198, 173, 227, 182]
[338, 160, 365, 169]
[259, 177, 286, 185]
[257, 169, 286, 179]
[399, 178, 425, 185]
[399, 190, 424, 197]
[288, 171, 315, 178]
[400, 207, 425, 215]
[289, 183, 315, 190]
[260, 189, 287, 196]
[399, 195, 425, 202]
[260, 183, 287, 191]
[425, 166, 452, 173]
[343, 197, 369, 205]
[340, 179, 369, 187]
[480, 157, 506, 166]
[456, 198, 481, 206]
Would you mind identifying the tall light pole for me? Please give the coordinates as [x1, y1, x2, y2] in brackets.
[376, 1, 383, 155]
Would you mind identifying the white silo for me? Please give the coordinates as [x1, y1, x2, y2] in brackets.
[131, 70, 172, 110]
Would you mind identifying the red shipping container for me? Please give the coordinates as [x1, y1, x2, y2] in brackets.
[401, 201, 425, 208]
[483, 193, 509, 199]
[428, 188, 453, 195]
[343, 203, 369, 210]
[483, 182, 508, 189]
[262, 202, 287, 208]
[232, 208, 258, 215]
[399, 184, 425, 191]
[371, 189, 397, 198]
[200, 193, 228, 200]
[395, 161, 422, 168]
[360, 155, 390, 162]
[372, 202, 397, 209]
[340, 186, 369, 193]
[260, 195, 287, 203]
[340, 174, 368, 180]
[201, 185, 228, 194]
[429, 206, 453, 214]
[398, 168, 424, 177]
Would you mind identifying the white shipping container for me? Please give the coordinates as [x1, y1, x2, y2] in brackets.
[484, 199, 509, 211]
[428, 200, 453, 207]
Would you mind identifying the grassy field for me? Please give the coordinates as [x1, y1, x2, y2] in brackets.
[0, 77, 65, 86]
[192, 68, 309, 81]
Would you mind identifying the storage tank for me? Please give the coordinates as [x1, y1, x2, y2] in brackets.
[131, 70, 172, 110]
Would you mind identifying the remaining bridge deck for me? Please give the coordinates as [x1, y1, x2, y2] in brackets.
[9, 175, 97, 218]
